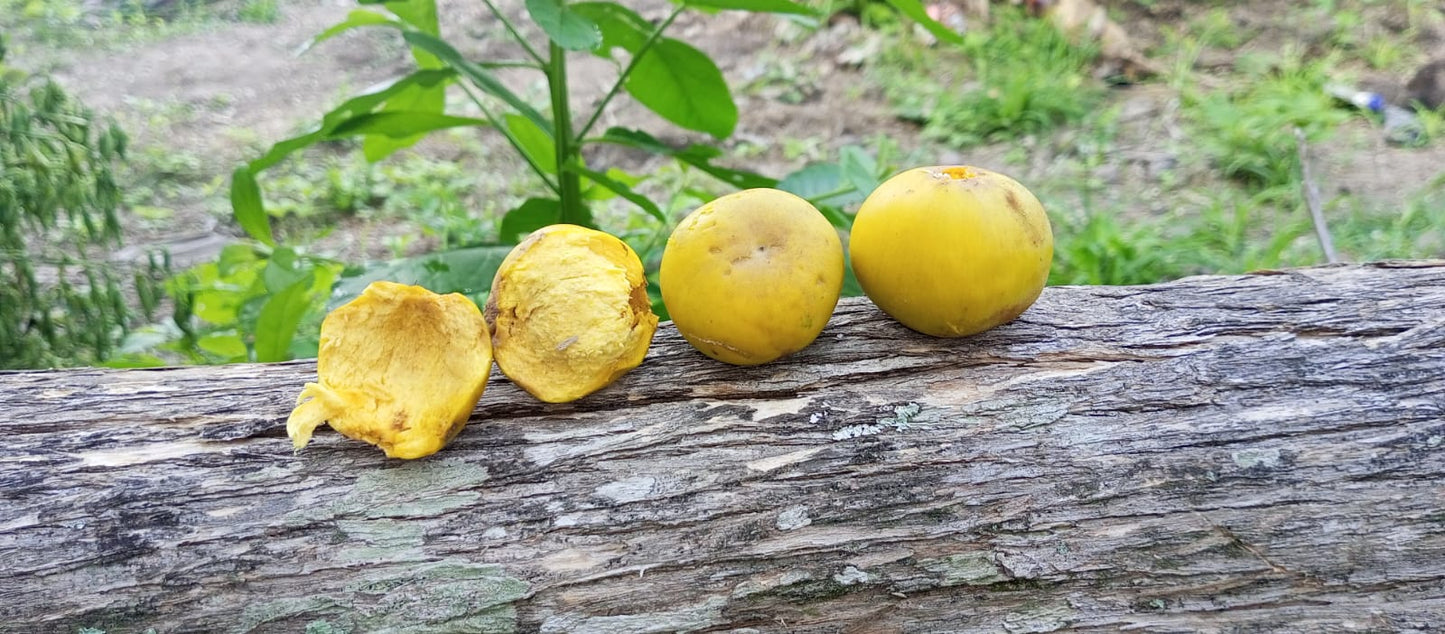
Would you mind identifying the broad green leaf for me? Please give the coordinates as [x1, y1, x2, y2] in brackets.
[362, 81, 446, 162]
[571, 2, 649, 54]
[230, 168, 274, 246]
[360, 0, 439, 34]
[526, 0, 603, 51]
[261, 247, 306, 294]
[625, 38, 736, 138]
[328, 111, 490, 138]
[246, 69, 455, 173]
[595, 127, 775, 189]
[842, 252, 864, 298]
[573, 164, 663, 222]
[254, 276, 314, 363]
[301, 10, 400, 54]
[777, 163, 857, 228]
[329, 245, 515, 309]
[216, 243, 259, 278]
[500, 198, 562, 244]
[777, 163, 843, 200]
[402, 31, 552, 132]
[880, 0, 964, 45]
[838, 146, 879, 194]
[504, 113, 557, 174]
[679, 0, 817, 15]
[198, 334, 248, 359]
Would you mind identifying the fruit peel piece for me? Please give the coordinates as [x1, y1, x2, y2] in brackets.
[485, 224, 658, 403]
[286, 281, 493, 459]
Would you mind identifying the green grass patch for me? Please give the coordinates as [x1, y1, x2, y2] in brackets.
[873, 4, 1103, 147]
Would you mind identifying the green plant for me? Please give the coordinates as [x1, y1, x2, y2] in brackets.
[1184, 51, 1353, 192]
[875, 4, 1101, 147]
[237, 0, 280, 24]
[0, 47, 166, 369]
[165, 244, 342, 364]
[219, 0, 952, 359]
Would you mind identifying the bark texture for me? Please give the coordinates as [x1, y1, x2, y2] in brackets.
[2, 262, 1444, 634]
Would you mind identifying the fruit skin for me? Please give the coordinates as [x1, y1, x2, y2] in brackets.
[286, 281, 493, 459]
[848, 166, 1053, 338]
[485, 224, 657, 403]
[661, 188, 844, 365]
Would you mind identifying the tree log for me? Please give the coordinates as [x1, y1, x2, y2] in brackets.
[3, 262, 1444, 633]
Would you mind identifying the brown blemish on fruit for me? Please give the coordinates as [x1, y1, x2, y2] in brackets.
[1003, 188, 1045, 247]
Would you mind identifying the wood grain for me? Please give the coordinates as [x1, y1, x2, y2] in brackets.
[2, 262, 1443, 633]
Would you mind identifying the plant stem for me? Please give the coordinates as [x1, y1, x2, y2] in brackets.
[480, 0, 545, 65]
[548, 40, 586, 224]
[457, 82, 560, 195]
[575, 6, 684, 141]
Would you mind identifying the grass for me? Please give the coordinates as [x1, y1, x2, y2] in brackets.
[236, 0, 279, 24]
[872, 4, 1103, 148]
[1182, 49, 1356, 192]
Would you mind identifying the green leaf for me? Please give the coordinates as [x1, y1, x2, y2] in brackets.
[254, 276, 314, 363]
[360, 0, 439, 34]
[402, 31, 552, 133]
[525, 0, 603, 51]
[625, 38, 736, 138]
[880, 0, 964, 45]
[504, 113, 557, 174]
[500, 198, 562, 244]
[842, 252, 864, 298]
[362, 81, 447, 162]
[230, 168, 274, 246]
[777, 163, 843, 200]
[261, 247, 306, 294]
[301, 9, 401, 55]
[329, 111, 489, 138]
[197, 334, 248, 359]
[246, 69, 455, 173]
[216, 243, 259, 278]
[594, 127, 774, 189]
[838, 146, 879, 194]
[330, 245, 515, 309]
[572, 2, 649, 54]
[679, 0, 817, 15]
[572, 164, 663, 222]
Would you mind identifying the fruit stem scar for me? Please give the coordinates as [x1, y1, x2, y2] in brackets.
[932, 166, 978, 180]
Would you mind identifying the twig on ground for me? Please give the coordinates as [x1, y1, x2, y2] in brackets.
[1294, 127, 1340, 264]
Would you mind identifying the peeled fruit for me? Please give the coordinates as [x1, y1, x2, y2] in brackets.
[286, 281, 493, 459]
[485, 224, 657, 403]
[849, 165, 1053, 338]
[661, 188, 844, 365]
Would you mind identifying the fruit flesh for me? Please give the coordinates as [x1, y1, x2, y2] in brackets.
[848, 166, 1053, 338]
[286, 281, 493, 459]
[660, 188, 844, 365]
[486, 225, 657, 403]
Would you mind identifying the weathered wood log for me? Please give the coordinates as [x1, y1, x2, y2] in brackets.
[3, 262, 1444, 633]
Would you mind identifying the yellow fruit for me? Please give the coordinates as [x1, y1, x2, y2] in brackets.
[485, 224, 657, 403]
[849, 165, 1053, 338]
[286, 281, 492, 459]
[661, 188, 844, 365]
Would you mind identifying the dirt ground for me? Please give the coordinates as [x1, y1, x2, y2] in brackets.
[16, 0, 1445, 265]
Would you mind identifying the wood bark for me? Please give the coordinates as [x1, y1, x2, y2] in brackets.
[2, 262, 1444, 634]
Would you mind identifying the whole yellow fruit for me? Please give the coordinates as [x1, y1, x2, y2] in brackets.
[661, 188, 844, 365]
[486, 224, 658, 403]
[286, 281, 493, 459]
[849, 166, 1053, 338]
